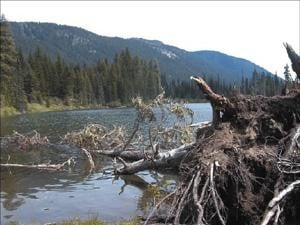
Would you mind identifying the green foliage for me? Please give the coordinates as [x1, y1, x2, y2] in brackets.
[0, 20, 162, 114]
[0, 16, 25, 111]
[163, 69, 284, 99]
[284, 64, 293, 87]
[0, 105, 19, 117]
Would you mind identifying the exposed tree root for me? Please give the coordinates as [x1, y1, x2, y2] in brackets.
[138, 74, 300, 224]
[144, 44, 300, 224]
[261, 180, 300, 225]
[152, 77, 300, 225]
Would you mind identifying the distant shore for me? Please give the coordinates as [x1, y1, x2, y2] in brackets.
[0, 98, 208, 118]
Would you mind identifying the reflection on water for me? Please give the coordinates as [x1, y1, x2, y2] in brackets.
[0, 103, 212, 224]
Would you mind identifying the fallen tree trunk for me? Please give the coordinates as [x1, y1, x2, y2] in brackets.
[114, 143, 196, 174]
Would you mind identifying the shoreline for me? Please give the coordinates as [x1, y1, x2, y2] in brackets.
[0, 99, 209, 118]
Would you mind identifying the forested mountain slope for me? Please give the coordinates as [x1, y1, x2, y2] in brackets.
[10, 22, 271, 82]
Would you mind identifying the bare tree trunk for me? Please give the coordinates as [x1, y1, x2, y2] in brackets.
[114, 143, 195, 174]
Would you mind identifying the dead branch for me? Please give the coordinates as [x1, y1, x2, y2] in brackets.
[0, 157, 75, 171]
[190, 120, 211, 128]
[81, 148, 95, 172]
[1, 130, 49, 150]
[120, 120, 140, 152]
[190, 76, 229, 106]
[63, 124, 126, 151]
[190, 76, 235, 127]
[284, 42, 300, 79]
[261, 180, 300, 225]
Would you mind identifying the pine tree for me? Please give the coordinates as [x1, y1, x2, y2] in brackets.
[15, 49, 29, 110]
[0, 15, 18, 108]
[283, 64, 292, 87]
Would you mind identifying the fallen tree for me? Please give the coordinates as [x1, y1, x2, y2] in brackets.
[61, 72, 299, 224]
[98, 74, 298, 225]
[1, 44, 299, 225]
[100, 44, 300, 224]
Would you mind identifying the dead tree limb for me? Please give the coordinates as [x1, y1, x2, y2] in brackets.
[190, 76, 234, 127]
[0, 157, 75, 171]
[81, 148, 95, 172]
[190, 76, 230, 106]
[284, 42, 300, 79]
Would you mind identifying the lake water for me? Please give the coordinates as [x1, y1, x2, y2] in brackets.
[0, 103, 212, 225]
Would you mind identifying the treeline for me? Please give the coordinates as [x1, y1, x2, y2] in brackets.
[162, 69, 284, 99]
[1, 18, 161, 112]
[0, 16, 289, 115]
[24, 48, 161, 106]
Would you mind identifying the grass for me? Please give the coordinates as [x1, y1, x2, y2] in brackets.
[26, 103, 75, 113]
[0, 106, 20, 117]
[58, 217, 106, 225]
[0, 102, 127, 118]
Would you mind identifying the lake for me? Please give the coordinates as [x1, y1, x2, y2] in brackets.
[0, 103, 212, 225]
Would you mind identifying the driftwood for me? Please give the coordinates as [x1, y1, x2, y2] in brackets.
[0, 157, 74, 171]
[114, 143, 195, 175]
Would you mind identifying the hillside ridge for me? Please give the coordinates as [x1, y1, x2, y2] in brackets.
[10, 21, 272, 82]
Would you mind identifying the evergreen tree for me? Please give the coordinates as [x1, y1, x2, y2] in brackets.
[15, 49, 29, 110]
[283, 64, 292, 87]
[0, 15, 18, 108]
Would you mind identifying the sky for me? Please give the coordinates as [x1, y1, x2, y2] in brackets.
[1, 1, 300, 77]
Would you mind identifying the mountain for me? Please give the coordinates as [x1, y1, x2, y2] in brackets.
[9, 22, 272, 82]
